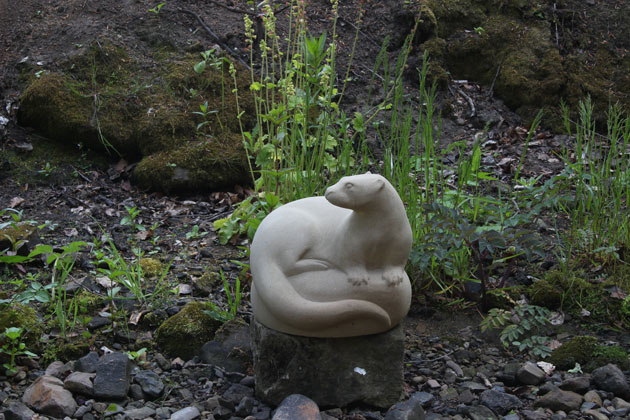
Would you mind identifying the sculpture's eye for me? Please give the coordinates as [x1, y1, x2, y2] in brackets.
[345, 182, 353, 189]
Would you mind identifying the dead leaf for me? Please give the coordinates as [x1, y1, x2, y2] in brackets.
[105, 208, 116, 217]
[135, 230, 152, 241]
[96, 276, 115, 289]
[64, 228, 79, 237]
[547, 339, 563, 350]
[605, 286, 627, 299]
[537, 361, 555, 374]
[9, 197, 25, 208]
[549, 311, 565, 326]
[129, 310, 149, 326]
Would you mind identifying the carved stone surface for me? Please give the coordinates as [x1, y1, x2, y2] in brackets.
[251, 317, 404, 408]
[250, 173, 412, 337]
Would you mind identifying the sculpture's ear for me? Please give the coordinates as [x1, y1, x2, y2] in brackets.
[374, 177, 385, 190]
[365, 171, 372, 175]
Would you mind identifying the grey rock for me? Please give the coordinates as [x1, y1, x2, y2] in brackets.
[409, 392, 434, 408]
[581, 401, 599, 411]
[45, 360, 70, 379]
[480, 389, 522, 415]
[63, 371, 95, 396]
[3, 401, 36, 420]
[236, 396, 257, 417]
[171, 406, 201, 420]
[458, 405, 498, 420]
[458, 389, 475, 404]
[584, 408, 608, 420]
[93, 352, 132, 400]
[125, 406, 157, 419]
[497, 362, 521, 386]
[201, 318, 252, 374]
[445, 360, 464, 377]
[272, 394, 321, 420]
[384, 393, 426, 420]
[517, 362, 546, 385]
[559, 376, 591, 393]
[129, 383, 144, 400]
[22, 375, 78, 418]
[520, 409, 549, 420]
[74, 403, 92, 417]
[592, 364, 630, 399]
[223, 383, 255, 405]
[252, 318, 404, 408]
[156, 406, 172, 419]
[134, 370, 164, 399]
[154, 352, 172, 371]
[76, 351, 100, 373]
[86, 316, 111, 330]
[584, 390, 602, 406]
[460, 381, 488, 393]
[613, 396, 630, 409]
[534, 389, 583, 412]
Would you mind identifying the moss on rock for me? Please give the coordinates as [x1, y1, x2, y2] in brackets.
[528, 278, 563, 309]
[17, 42, 255, 194]
[155, 301, 223, 359]
[0, 303, 42, 349]
[548, 335, 629, 372]
[133, 133, 251, 193]
[139, 258, 163, 278]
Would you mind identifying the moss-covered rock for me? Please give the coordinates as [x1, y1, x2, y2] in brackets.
[139, 258, 163, 278]
[528, 278, 563, 309]
[0, 303, 42, 348]
[155, 301, 223, 359]
[17, 42, 256, 194]
[0, 222, 39, 256]
[418, 0, 630, 127]
[548, 335, 629, 372]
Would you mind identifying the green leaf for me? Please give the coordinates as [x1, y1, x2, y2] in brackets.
[194, 61, 206, 74]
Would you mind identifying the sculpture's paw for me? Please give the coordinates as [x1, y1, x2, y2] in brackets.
[347, 274, 369, 286]
[382, 268, 404, 286]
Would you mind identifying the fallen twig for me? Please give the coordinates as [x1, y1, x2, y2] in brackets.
[178, 8, 251, 71]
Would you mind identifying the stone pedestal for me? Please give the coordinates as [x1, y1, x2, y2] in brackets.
[251, 317, 404, 408]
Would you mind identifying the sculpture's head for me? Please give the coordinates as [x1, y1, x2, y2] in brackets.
[324, 173, 386, 209]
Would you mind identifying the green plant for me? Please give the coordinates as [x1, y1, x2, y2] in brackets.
[0, 208, 25, 231]
[96, 240, 172, 307]
[185, 225, 208, 240]
[120, 206, 145, 232]
[192, 101, 223, 132]
[37, 162, 55, 177]
[126, 347, 147, 361]
[0, 327, 37, 375]
[204, 269, 241, 322]
[148, 2, 165, 14]
[213, 192, 280, 244]
[481, 303, 552, 358]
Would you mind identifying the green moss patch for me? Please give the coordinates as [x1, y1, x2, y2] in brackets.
[0, 303, 42, 349]
[155, 301, 223, 359]
[548, 335, 629, 372]
[17, 41, 255, 193]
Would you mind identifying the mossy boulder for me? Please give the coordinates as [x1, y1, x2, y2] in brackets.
[548, 335, 629, 372]
[18, 42, 255, 194]
[155, 301, 223, 360]
[0, 303, 42, 349]
[528, 278, 563, 310]
[419, 0, 630, 127]
[0, 222, 40, 256]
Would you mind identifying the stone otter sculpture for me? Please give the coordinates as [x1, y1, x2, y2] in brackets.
[250, 173, 412, 337]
